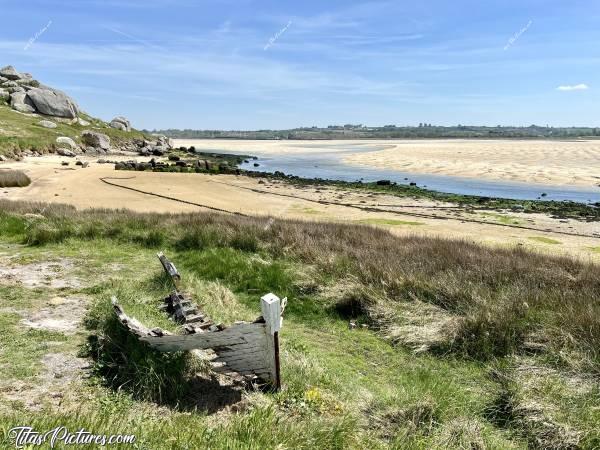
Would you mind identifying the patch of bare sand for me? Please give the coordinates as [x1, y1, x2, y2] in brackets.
[0, 258, 83, 289]
[175, 138, 600, 188]
[1, 155, 599, 261]
[20, 295, 89, 334]
[0, 352, 89, 411]
[342, 139, 600, 188]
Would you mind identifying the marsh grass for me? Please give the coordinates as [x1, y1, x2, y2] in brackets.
[1, 199, 599, 372]
[1, 200, 600, 447]
[0, 170, 31, 187]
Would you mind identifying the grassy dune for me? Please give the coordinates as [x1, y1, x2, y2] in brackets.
[0, 200, 599, 448]
[0, 102, 147, 158]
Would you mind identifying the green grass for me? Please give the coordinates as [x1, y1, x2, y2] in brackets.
[479, 212, 522, 225]
[528, 236, 562, 245]
[0, 104, 148, 158]
[357, 218, 424, 226]
[0, 201, 599, 448]
[590, 246, 600, 254]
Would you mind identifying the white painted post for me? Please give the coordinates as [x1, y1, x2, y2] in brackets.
[261, 293, 281, 390]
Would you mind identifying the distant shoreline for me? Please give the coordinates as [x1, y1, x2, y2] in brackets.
[158, 125, 600, 141]
[173, 138, 600, 191]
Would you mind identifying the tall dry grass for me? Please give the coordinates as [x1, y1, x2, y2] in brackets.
[1, 199, 599, 371]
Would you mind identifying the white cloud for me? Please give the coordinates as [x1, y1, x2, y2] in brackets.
[557, 83, 589, 91]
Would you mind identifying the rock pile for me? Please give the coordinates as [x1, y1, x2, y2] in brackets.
[0, 65, 174, 157]
[110, 116, 131, 131]
[133, 134, 173, 156]
[1, 66, 79, 118]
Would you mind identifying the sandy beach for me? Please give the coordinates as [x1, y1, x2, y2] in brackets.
[1, 155, 599, 261]
[174, 138, 600, 189]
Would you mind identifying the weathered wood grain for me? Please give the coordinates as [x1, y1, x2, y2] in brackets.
[113, 252, 285, 388]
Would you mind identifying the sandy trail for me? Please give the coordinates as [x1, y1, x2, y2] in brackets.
[1, 155, 599, 261]
[175, 138, 600, 189]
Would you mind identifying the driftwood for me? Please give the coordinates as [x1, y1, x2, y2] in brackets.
[113, 253, 286, 389]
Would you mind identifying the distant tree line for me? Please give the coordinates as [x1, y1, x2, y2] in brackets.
[150, 125, 600, 140]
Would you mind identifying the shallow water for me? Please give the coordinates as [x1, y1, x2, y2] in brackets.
[202, 143, 600, 204]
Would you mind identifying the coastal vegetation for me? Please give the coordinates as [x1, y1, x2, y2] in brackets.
[112, 149, 600, 222]
[154, 124, 600, 140]
[0, 102, 148, 158]
[0, 199, 599, 448]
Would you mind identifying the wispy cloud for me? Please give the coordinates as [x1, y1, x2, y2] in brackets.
[556, 84, 589, 91]
[102, 26, 164, 50]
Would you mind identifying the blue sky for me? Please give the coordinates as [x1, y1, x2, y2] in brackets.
[0, 0, 597, 129]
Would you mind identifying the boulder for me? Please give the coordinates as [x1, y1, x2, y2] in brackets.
[2, 81, 18, 88]
[56, 137, 77, 150]
[110, 116, 131, 132]
[57, 148, 76, 157]
[77, 118, 90, 126]
[15, 78, 38, 87]
[39, 120, 57, 129]
[11, 91, 28, 105]
[6, 86, 25, 94]
[10, 91, 35, 111]
[0, 89, 8, 101]
[26, 87, 79, 118]
[81, 131, 110, 151]
[153, 134, 172, 149]
[13, 103, 36, 114]
[0, 65, 22, 80]
[110, 121, 127, 131]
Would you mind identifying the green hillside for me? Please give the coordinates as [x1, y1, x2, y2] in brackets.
[0, 98, 147, 158]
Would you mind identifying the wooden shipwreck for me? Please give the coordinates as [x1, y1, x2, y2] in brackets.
[113, 252, 286, 390]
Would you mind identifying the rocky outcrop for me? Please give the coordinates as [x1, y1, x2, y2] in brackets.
[0, 66, 79, 118]
[81, 131, 110, 151]
[0, 89, 8, 101]
[10, 91, 36, 113]
[13, 103, 36, 114]
[0, 65, 22, 80]
[26, 88, 79, 119]
[57, 148, 76, 157]
[56, 137, 77, 150]
[110, 116, 131, 132]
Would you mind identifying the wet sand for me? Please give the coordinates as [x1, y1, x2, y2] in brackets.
[175, 139, 600, 189]
[1, 155, 599, 262]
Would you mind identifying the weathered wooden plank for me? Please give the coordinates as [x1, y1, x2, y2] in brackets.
[260, 294, 281, 389]
[157, 252, 181, 281]
[113, 292, 284, 388]
[137, 325, 268, 352]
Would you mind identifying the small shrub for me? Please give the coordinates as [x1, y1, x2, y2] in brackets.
[26, 221, 73, 245]
[230, 232, 259, 252]
[0, 170, 31, 187]
[132, 229, 166, 248]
